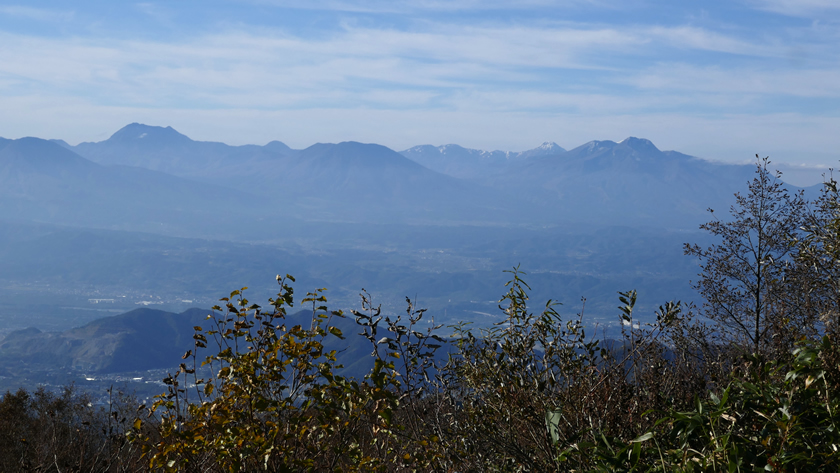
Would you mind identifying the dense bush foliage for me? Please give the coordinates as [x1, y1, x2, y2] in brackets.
[0, 385, 143, 472]
[3, 157, 840, 471]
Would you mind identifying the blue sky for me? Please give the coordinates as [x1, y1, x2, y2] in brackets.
[1, 1, 839, 173]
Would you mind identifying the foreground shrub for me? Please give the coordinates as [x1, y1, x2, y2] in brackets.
[434, 270, 703, 471]
[6, 270, 840, 472]
[131, 268, 704, 472]
[131, 277, 442, 472]
[595, 335, 840, 472]
[0, 385, 143, 472]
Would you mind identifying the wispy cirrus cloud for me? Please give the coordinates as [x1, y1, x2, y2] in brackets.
[0, 1, 837, 168]
[629, 63, 840, 98]
[644, 25, 781, 57]
[0, 21, 777, 107]
[0, 24, 643, 109]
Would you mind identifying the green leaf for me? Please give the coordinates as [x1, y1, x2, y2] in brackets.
[545, 409, 563, 444]
[631, 432, 653, 443]
[328, 326, 344, 339]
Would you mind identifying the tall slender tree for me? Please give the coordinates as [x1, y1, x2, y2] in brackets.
[685, 156, 805, 355]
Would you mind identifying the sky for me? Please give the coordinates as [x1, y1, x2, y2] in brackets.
[0, 0, 839, 175]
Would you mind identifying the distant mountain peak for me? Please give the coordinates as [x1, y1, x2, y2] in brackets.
[519, 141, 565, 159]
[302, 141, 409, 162]
[263, 140, 294, 154]
[620, 137, 660, 153]
[107, 123, 192, 145]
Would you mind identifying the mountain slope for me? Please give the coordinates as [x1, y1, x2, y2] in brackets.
[0, 307, 375, 375]
[0, 308, 208, 372]
[275, 141, 519, 223]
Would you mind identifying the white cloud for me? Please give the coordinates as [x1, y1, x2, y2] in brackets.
[2, 21, 775, 111]
[629, 63, 840, 98]
[645, 25, 779, 57]
[0, 24, 645, 110]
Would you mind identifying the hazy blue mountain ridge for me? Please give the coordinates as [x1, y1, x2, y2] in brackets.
[72, 128, 526, 225]
[0, 136, 266, 234]
[400, 141, 565, 179]
[494, 137, 762, 226]
[278, 141, 517, 223]
[2, 124, 813, 230]
[397, 135, 808, 227]
[73, 123, 298, 187]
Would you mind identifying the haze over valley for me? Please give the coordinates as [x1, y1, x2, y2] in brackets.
[1, 121, 830, 394]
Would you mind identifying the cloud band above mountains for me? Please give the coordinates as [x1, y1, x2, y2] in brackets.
[0, 1, 837, 166]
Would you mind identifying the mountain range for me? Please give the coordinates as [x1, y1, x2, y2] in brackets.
[2, 123, 800, 233]
[494, 137, 763, 225]
[0, 123, 820, 387]
[400, 141, 565, 179]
